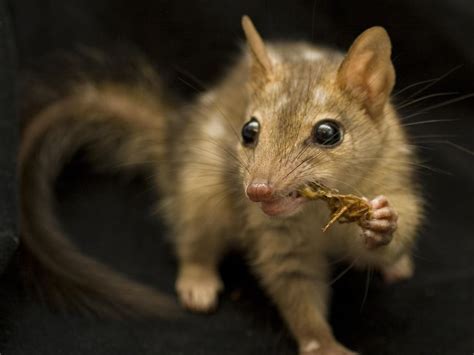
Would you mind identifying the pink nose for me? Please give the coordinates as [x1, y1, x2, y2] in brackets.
[246, 181, 273, 202]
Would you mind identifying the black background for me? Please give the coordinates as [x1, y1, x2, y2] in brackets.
[1, 0, 473, 354]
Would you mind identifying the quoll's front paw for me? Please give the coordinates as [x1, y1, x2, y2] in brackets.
[299, 340, 358, 355]
[360, 195, 398, 250]
[176, 265, 223, 313]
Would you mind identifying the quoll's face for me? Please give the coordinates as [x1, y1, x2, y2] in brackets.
[237, 60, 384, 217]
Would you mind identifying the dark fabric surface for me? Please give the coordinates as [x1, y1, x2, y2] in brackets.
[0, 0, 18, 274]
[1, 0, 473, 354]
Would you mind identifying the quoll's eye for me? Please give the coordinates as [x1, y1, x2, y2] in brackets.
[312, 119, 343, 147]
[241, 117, 260, 146]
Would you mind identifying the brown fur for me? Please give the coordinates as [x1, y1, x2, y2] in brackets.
[19, 17, 423, 353]
[19, 65, 180, 317]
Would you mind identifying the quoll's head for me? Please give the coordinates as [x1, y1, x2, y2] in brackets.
[238, 16, 396, 217]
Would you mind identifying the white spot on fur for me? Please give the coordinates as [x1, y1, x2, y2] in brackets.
[399, 146, 411, 154]
[303, 49, 323, 62]
[265, 82, 280, 95]
[274, 95, 289, 111]
[205, 115, 226, 139]
[200, 92, 216, 105]
[303, 340, 321, 352]
[314, 88, 327, 103]
[268, 49, 281, 65]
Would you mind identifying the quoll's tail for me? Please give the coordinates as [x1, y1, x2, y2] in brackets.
[19, 53, 179, 317]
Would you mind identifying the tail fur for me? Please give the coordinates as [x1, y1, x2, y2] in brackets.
[19, 50, 179, 317]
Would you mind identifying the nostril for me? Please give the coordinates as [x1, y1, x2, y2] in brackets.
[246, 181, 273, 202]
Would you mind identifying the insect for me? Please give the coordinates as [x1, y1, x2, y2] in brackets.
[300, 182, 373, 232]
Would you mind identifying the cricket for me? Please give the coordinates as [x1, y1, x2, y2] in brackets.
[300, 182, 373, 232]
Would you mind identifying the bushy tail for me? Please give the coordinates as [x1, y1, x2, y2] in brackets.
[19, 52, 179, 317]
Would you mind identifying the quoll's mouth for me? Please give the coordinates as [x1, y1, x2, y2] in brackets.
[260, 190, 308, 217]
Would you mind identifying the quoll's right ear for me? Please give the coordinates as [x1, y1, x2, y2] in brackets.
[337, 27, 396, 119]
[241, 15, 273, 82]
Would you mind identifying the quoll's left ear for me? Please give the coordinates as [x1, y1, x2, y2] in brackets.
[337, 27, 396, 118]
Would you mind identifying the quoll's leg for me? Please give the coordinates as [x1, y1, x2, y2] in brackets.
[251, 231, 357, 355]
[381, 253, 414, 284]
[169, 173, 233, 313]
[174, 229, 226, 313]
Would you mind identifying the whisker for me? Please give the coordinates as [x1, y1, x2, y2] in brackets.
[401, 118, 458, 127]
[402, 93, 474, 120]
[439, 140, 474, 156]
[359, 267, 373, 312]
[346, 156, 453, 176]
[329, 257, 360, 285]
[393, 78, 441, 98]
[403, 65, 462, 100]
[396, 92, 458, 110]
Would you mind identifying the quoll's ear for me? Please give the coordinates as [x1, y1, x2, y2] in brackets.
[337, 27, 395, 118]
[242, 15, 273, 80]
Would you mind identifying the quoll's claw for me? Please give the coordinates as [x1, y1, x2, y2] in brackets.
[360, 195, 398, 250]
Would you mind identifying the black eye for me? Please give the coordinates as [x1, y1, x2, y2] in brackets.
[242, 117, 260, 147]
[312, 119, 343, 147]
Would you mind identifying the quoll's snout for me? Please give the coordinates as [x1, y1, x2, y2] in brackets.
[246, 180, 273, 202]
